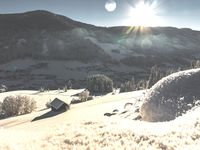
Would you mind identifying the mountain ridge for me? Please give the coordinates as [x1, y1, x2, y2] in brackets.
[0, 10, 200, 90]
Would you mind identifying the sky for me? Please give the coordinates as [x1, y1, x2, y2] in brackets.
[0, 0, 200, 30]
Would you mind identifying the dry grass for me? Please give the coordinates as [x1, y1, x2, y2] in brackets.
[1, 110, 200, 150]
[0, 89, 200, 149]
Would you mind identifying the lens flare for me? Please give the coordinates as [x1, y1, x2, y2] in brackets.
[105, 0, 117, 12]
[125, 0, 160, 34]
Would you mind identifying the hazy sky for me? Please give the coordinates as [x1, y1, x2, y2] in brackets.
[0, 0, 200, 30]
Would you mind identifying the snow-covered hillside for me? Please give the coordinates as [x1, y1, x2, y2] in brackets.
[0, 88, 200, 149]
[1, 10, 200, 90]
[1, 10, 200, 63]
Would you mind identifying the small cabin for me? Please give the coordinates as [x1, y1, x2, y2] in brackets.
[50, 98, 70, 112]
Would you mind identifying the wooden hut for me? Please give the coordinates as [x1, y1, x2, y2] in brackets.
[50, 98, 70, 112]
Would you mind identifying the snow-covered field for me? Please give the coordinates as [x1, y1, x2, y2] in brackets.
[0, 87, 200, 149]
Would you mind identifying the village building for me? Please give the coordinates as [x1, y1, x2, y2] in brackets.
[50, 98, 70, 112]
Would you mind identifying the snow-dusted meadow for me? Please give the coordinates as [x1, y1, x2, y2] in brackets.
[1, 69, 200, 149]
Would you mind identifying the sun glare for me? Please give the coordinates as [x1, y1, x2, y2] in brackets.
[127, 1, 159, 27]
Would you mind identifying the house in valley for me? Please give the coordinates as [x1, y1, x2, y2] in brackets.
[50, 98, 70, 112]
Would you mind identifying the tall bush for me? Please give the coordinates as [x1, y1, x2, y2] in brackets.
[120, 78, 136, 93]
[146, 65, 164, 89]
[191, 60, 200, 69]
[87, 74, 113, 93]
[1, 95, 36, 118]
[0, 102, 3, 117]
[79, 90, 90, 101]
[0, 84, 7, 93]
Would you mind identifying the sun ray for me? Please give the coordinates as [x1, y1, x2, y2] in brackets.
[125, 0, 159, 35]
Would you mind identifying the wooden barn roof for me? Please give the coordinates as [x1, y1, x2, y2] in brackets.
[50, 98, 69, 110]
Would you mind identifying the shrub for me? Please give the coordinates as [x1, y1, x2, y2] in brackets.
[67, 80, 72, 89]
[39, 87, 45, 92]
[0, 84, 7, 93]
[86, 74, 113, 93]
[46, 100, 52, 108]
[70, 98, 82, 104]
[146, 65, 164, 89]
[87, 96, 94, 101]
[70, 91, 93, 104]
[79, 90, 90, 101]
[191, 60, 200, 69]
[120, 78, 148, 92]
[0, 102, 3, 117]
[120, 78, 136, 93]
[136, 80, 148, 90]
[146, 66, 181, 89]
[119, 66, 180, 92]
[1, 96, 36, 118]
[63, 85, 68, 92]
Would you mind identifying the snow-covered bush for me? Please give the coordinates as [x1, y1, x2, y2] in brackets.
[0, 102, 3, 118]
[39, 87, 45, 92]
[46, 100, 52, 108]
[86, 74, 113, 93]
[146, 65, 164, 89]
[63, 85, 68, 92]
[79, 90, 90, 101]
[120, 78, 136, 93]
[1, 96, 36, 118]
[146, 66, 181, 89]
[0, 84, 8, 93]
[191, 60, 200, 69]
[136, 79, 148, 90]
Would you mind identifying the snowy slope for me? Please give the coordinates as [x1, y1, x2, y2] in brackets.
[0, 89, 200, 149]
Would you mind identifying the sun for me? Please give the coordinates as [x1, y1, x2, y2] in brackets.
[127, 1, 159, 27]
